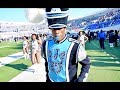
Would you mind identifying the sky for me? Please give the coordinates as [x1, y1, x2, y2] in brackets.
[68, 8, 107, 20]
[0, 8, 28, 22]
[0, 8, 107, 23]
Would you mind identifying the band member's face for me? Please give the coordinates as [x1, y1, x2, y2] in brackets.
[51, 27, 66, 41]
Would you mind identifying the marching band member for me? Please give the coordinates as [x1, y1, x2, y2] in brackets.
[41, 8, 90, 82]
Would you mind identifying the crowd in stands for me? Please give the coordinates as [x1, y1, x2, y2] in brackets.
[0, 19, 49, 43]
[68, 9, 120, 30]
[67, 8, 120, 48]
[0, 33, 50, 43]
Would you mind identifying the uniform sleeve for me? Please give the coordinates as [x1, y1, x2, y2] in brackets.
[41, 40, 50, 82]
[41, 40, 46, 59]
[75, 44, 90, 82]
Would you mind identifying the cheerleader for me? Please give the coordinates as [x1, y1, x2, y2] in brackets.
[78, 30, 88, 49]
[30, 34, 42, 73]
[23, 36, 29, 60]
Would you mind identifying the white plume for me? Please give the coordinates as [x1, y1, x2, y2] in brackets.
[25, 8, 46, 23]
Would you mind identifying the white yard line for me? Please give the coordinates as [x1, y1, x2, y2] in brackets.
[91, 41, 118, 59]
[0, 52, 23, 67]
[9, 58, 46, 82]
[0, 52, 46, 82]
[0, 46, 10, 48]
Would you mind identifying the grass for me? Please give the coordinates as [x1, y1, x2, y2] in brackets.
[1, 39, 120, 82]
[0, 58, 32, 82]
[77, 39, 120, 82]
[0, 41, 23, 57]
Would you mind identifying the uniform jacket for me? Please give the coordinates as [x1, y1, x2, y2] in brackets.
[42, 35, 90, 82]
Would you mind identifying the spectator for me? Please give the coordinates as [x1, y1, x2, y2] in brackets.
[114, 30, 119, 47]
[98, 30, 106, 49]
[109, 30, 114, 47]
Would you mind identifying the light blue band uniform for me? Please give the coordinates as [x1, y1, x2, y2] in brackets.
[42, 35, 90, 82]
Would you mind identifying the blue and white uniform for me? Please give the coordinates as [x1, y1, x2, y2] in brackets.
[42, 35, 90, 82]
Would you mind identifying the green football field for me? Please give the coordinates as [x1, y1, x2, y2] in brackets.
[0, 40, 120, 82]
[0, 41, 23, 57]
[0, 58, 32, 82]
[78, 40, 120, 82]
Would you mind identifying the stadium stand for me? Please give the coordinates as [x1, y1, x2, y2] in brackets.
[0, 20, 50, 42]
[68, 8, 120, 31]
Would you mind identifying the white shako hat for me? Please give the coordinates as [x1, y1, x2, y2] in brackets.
[46, 8, 69, 29]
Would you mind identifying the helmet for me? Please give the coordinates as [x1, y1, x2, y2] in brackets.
[46, 8, 69, 29]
